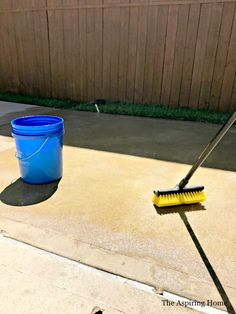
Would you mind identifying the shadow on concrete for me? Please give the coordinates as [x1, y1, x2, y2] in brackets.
[155, 203, 235, 314]
[0, 178, 60, 206]
[180, 212, 235, 314]
[62, 112, 236, 172]
[0, 109, 236, 172]
[154, 203, 206, 215]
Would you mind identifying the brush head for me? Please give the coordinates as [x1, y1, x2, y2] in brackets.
[152, 185, 206, 207]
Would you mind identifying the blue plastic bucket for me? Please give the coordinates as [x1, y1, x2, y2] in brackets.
[11, 115, 64, 184]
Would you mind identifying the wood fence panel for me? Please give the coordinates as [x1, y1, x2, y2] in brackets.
[78, 0, 88, 101]
[47, 0, 66, 98]
[61, 0, 72, 98]
[219, 8, 236, 111]
[32, 1, 51, 97]
[0, 0, 236, 111]
[103, 0, 113, 100]
[67, 0, 80, 100]
[117, 0, 130, 101]
[142, 5, 159, 103]
[109, 0, 121, 101]
[189, 3, 212, 108]
[198, 2, 223, 108]
[10, 0, 29, 94]
[151, 5, 169, 103]
[8, 0, 50, 95]
[126, 1, 139, 102]
[94, 0, 103, 99]
[169, 4, 189, 107]
[209, 2, 235, 110]
[230, 74, 236, 111]
[0, 1, 14, 91]
[179, 4, 200, 107]
[161, 5, 179, 105]
[134, 0, 149, 103]
[86, 1, 96, 101]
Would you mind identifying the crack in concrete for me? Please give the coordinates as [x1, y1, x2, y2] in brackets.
[1, 234, 233, 313]
[1, 234, 157, 293]
[1, 216, 234, 294]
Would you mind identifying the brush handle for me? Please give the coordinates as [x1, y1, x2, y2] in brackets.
[178, 110, 236, 189]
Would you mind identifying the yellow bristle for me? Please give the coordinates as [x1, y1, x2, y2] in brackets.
[152, 191, 206, 207]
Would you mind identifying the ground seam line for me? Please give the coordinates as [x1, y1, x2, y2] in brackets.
[0, 234, 229, 314]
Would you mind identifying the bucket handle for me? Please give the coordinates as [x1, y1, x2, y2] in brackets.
[15, 137, 49, 161]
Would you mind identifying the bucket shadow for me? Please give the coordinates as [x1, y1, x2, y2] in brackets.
[0, 178, 60, 206]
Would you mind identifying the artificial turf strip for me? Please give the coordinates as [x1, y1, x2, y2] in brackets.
[0, 92, 231, 124]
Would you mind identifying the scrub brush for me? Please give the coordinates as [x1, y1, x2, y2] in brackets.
[152, 110, 236, 207]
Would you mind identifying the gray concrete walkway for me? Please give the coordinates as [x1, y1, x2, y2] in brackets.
[1, 235, 196, 314]
[0, 101, 235, 313]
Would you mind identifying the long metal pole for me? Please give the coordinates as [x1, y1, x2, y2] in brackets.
[178, 110, 236, 189]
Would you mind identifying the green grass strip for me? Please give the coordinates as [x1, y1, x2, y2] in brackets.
[0, 92, 231, 124]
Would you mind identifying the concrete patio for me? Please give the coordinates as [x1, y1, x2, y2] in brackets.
[0, 101, 235, 314]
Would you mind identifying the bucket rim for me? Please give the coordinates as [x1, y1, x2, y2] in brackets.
[11, 115, 64, 126]
[11, 115, 64, 136]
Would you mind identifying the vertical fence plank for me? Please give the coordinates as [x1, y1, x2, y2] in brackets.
[29, 0, 45, 95]
[219, 8, 236, 112]
[230, 74, 236, 111]
[142, 4, 158, 104]
[110, 0, 121, 101]
[189, 3, 212, 108]
[62, 0, 76, 99]
[47, 0, 66, 98]
[0, 1, 17, 91]
[117, 0, 130, 101]
[64, 0, 82, 100]
[151, 5, 169, 104]
[11, 0, 25, 93]
[179, 4, 200, 107]
[103, 0, 113, 100]
[210, 3, 235, 111]
[32, 0, 51, 97]
[78, 0, 88, 101]
[86, 0, 96, 101]
[199, 3, 223, 109]
[25, 1, 40, 94]
[161, 5, 179, 105]
[134, 0, 148, 103]
[94, 0, 103, 99]
[69, 0, 81, 100]
[11, 0, 36, 94]
[126, 0, 139, 102]
[169, 4, 189, 107]
[86, 0, 103, 101]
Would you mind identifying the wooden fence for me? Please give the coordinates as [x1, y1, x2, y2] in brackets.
[0, 0, 236, 112]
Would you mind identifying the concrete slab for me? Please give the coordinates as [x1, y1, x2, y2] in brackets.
[1, 102, 236, 171]
[0, 101, 57, 127]
[0, 102, 235, 313]
[0, 135, 15, 152]
[61, 110, 236, 172]
[0, 236, 194, 314]
[0, 101, 37, 114]
[0, 101, 57, 152]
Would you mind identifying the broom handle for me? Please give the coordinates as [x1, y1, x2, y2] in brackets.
[178, 110, 236, 189]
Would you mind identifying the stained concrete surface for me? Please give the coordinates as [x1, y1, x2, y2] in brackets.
[61, 110, 236, 171]
[0, 102, 236, 171]
[0, 101, 37, 115]
[0, 101, 236, 313]
[0, 101, 57, 126]
[0, 236, 194, 314]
